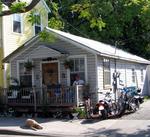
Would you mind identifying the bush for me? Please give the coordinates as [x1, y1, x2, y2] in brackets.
[72, 107, 86, 119]
[144, 96, 150, 101]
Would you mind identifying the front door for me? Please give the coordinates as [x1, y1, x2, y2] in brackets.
[42, 62, 59, 86]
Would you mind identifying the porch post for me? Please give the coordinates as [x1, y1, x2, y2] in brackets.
[75, 85, 79, 107]
[33, 86, 37, 113]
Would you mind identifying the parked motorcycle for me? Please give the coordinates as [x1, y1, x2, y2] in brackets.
[91, 92, 118, 119]
[136, 88, 144, 104]
[119, 86, 141, 115]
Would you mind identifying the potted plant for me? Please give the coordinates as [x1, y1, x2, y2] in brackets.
[72, 108, 79, 120]
[63, 59, 73, 69]
[24, 60, 34, 71]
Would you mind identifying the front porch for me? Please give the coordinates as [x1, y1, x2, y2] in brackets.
[0, 85, 89, 112]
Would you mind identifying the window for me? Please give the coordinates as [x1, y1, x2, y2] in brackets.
[70, 58, 85, 86]
[13, 14, 22, 33]
[103, 58, 110, 87]
[19, 62, 32, 87]
[34, 14, 41, 35]
[132, 69, 135, 83]
[141, 69, 144, 82]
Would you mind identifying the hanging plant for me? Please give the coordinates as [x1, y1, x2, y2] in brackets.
[24, 60, 34, 71]
[63, 59, 73, 69]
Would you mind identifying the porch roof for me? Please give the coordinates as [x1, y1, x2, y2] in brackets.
[28, 45, 67, 59]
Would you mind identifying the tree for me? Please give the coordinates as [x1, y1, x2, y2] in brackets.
[47, 0, 150, 59]
[0, 0, 40, 16]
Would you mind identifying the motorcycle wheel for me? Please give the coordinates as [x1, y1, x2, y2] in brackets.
[135, 99, 140, 110]
[130, 98, 139, 112]
[101, 109, 108, 120]
[117, 100, 126, 117]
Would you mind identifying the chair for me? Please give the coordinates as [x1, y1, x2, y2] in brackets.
[7, 90, 18, 99]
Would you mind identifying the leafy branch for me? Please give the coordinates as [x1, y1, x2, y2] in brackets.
[0, 0, 40, 16]
[10, 2, 27, 13]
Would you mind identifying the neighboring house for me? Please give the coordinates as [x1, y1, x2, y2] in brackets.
[0, 0, 50, 87]
[2, 27, 150, 111]
[142, 65, 150, 96]
[0, 18, 4, 87]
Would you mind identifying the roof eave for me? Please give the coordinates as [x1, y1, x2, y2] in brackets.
[3, 35, 39, 63]
[41, 0, 51, 13]
[99, 53, 150, 64]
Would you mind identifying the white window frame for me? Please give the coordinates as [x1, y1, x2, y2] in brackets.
[141, 69, 144, 82]
[12, 13, 23, 34]
[67, 55, 87, 86]
[103, 58, 111, 89]
[17, 60, 34, 87]
[132, 68, 136, 83]
[33, 13, 42, 35]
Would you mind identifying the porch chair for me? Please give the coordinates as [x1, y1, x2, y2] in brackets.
[7, 90, 18, 99]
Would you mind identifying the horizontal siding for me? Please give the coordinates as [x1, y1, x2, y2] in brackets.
[33, 59, 41, 87]
[97, 56, 103, 91]
[28, 46, 61, 59]
[97, 56, 147, 100]
[10, 60, 17, 80]
[87, 54, 96, 91]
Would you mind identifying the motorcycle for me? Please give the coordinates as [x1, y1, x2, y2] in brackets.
[119, 86, 141, 114]
[136, 88, 144, 104]
[91, 92, 118, 119]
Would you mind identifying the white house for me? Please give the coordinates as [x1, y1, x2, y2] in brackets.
[2, 27, 150, 109]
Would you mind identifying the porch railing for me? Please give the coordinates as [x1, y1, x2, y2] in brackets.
[0, 85, 89, 108]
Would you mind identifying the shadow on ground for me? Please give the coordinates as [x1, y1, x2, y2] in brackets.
[82, 125, 150, 137]
[0, 117, 73, 127]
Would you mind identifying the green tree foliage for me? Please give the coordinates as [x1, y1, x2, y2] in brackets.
[10, 2, 27, 13]
[47, 0, 150, 59]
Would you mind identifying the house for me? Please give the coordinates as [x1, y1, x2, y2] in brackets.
[142, 65, 150, 96]
[0, 0, 50, 88]
[2, 27, 150, 112]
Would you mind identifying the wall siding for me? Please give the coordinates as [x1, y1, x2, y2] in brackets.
[97, 55, 147, 100]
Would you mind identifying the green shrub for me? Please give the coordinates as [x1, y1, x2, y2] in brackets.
[144, 96, 150, 101]
[72, 107, 86, 119]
